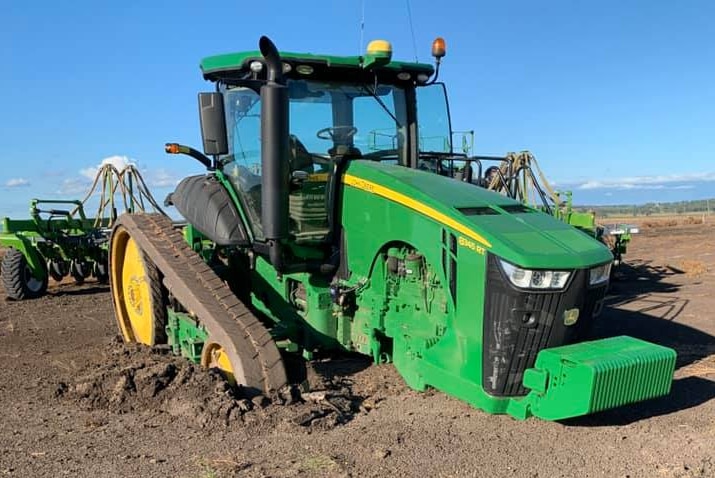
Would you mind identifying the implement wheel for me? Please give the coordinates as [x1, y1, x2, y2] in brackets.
[94, 252, 109, 284]
[1, 248, 48, 300]
[109, 226, 167, 345]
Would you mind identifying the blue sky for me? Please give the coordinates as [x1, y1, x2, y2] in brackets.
[1, 0, 714, 217]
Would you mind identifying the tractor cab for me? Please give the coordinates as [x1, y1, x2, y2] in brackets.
[172, 37, 456, 270]
[218, 77, 412, 244]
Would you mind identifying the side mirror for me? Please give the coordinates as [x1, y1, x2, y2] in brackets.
[198, 92, 228, 156]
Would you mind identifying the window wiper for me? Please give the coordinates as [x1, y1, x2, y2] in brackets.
[359, 84, 401, 126]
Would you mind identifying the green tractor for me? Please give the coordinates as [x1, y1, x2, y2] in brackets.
[109, 36, 675, 420]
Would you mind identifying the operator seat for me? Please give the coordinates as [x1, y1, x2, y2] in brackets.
[288, 135, 329, 242]
[289, 134, 314, 173]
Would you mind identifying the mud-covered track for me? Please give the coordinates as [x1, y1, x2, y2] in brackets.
[109, 213, 287, 398]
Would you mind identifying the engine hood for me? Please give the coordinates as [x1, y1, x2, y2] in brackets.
[343, 160, 613, 270]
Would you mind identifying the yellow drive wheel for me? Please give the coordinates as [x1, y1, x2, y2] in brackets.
[110, 226, 167, 345]
[201, 342, 237, 384]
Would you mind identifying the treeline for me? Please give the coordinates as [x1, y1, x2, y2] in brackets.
[576, 198, 714, 217]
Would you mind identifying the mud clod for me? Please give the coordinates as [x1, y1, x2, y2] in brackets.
[57, 341, 374, 430]
[59, 343, 251, 427]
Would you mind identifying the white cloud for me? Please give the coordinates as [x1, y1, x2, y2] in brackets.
[4, 178, 30, 188]
[580, 182, 666, 190]
[58, 177, 90, 195]
[80, 155, 136, 181]
[58, 155, 178, 197]
[576, 171, 715, 191]
[59, 155, 138, 195]
[145, 169, 180, 188]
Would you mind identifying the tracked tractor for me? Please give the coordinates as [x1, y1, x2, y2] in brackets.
[109, 37, 675, 420]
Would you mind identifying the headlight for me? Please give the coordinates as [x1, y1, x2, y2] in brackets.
[589, 263, 611, 286]
[499, 259, 571, 290]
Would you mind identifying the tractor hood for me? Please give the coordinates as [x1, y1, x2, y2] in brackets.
[343, 161, 613, 269]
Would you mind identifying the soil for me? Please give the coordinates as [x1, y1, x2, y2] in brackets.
[0, 221, 714, 478]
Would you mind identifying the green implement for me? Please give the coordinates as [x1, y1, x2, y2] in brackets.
[0, 164, 165, 300]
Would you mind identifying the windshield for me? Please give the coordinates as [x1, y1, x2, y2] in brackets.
[219, 80, 409, 239]
[222, 79, 408, 165]
[288, 80, 408, 162]
[218, 79, 452, 239]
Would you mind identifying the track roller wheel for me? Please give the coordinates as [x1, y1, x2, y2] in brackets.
[1, 248, 48, 300]
[201, 342, 237, 383]
[197, 320, 285, 392]
[110, 226, 167, 345]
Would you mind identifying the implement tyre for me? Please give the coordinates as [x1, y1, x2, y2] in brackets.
[1, 247, 48, 300]
[110, 226, 167, 345]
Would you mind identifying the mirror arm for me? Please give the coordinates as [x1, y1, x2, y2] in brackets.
[165, 143, 213, 170]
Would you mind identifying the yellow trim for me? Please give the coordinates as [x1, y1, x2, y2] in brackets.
[307, 172, 329, 182]
[343, 174, 492, 248]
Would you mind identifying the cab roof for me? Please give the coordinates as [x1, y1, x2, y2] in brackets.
[200, 50, 435, 83]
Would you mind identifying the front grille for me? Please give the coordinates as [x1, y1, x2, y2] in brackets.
[482, 254, 608, 397]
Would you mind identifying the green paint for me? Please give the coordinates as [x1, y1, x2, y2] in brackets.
[248, 256, 341, 353]
[201, 50, 433, 80]
[183, 224, 215, 262]
[507, 336, 676, 420]
[343, 160, 613, 269]
[165, 308, 208, 364]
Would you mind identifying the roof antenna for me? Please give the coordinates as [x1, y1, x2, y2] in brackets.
[405, 0, 419, 62]
[359, 0, 366, 53]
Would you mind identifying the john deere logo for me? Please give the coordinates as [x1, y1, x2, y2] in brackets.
[564, 308, 580, 326]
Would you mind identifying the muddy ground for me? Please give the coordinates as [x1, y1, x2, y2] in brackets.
[0, 220, 714, 478]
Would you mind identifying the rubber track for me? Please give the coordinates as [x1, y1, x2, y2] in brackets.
[111, 213, 287, 398]
[142, 252, 168, 344]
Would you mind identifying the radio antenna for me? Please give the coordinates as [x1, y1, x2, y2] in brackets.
[359, 0, 366, 52]
[405, 0, 418, 62]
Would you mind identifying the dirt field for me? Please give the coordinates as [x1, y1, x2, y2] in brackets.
[1, 222, 714, 478]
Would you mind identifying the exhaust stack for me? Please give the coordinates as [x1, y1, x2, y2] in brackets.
[259, 36, 290, 268]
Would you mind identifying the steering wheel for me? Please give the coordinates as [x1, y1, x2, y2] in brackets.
[316, 126, 358, 141]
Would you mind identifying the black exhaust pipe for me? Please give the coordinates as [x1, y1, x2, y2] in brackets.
[259, 36, 290, 270]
